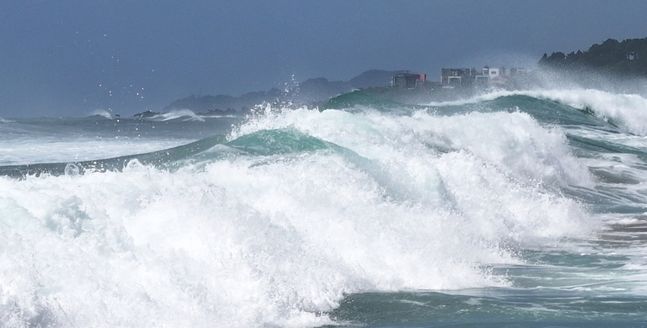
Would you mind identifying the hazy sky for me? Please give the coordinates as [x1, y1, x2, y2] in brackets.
[2, 0, 647, 117]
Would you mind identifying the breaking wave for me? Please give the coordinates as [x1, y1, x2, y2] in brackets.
[0, 102, 596, 327]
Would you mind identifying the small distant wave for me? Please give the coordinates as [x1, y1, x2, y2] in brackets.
[202, 114, 238, 119]
[0, 116, 15, 123]
[150, 109, 205, 122]
[89, 109, 114, 119]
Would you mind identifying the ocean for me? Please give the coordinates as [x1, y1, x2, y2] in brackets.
[1, 88, 646, 327]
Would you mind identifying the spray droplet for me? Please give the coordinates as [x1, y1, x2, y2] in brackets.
[125, 159, 143, 170]
[64, 163, 81, 176]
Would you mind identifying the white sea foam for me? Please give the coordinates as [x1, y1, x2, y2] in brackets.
[0, 138, 190, 165]
[427, 88, 647, 136]
[0, 107, 594, 327]
[0, 116, 15, 123]
[234, 107, 593, 188]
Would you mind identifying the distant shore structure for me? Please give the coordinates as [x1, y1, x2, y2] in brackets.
[392, 72, 427, 89]
[391, 66, 527, 90]
[440, 66, 527, 89]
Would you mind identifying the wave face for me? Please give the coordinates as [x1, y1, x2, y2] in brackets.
[2, 90, 647, 327]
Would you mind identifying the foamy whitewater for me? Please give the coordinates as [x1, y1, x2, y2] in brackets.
[1, 89, 647, 327]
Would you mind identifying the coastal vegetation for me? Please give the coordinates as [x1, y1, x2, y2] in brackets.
[539, 37, 647, 76]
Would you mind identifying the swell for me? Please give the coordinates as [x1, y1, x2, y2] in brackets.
[0, 135, 226, 177]
[326, 88, 647, 136]
[324, 89, 425, 112]
[433, 94, 615, 128]
[324, 89, 626, 134]
[0, 129, 349, 178]
[427, 89, 647, 135]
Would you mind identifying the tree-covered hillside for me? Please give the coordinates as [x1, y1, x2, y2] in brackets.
[539, 38, 647, 75]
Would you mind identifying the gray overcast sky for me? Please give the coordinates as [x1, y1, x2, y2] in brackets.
[1, 0, 647, 117]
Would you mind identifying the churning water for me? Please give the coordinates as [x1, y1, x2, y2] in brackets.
[1, 88, 647, 327]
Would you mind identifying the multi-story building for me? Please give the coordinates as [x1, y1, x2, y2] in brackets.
[441, 66, 527, 88]
[392, 72, 427, 89]
[440, 68, 479, 87]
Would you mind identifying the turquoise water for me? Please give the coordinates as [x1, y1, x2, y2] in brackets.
[1, 89, 647, 327]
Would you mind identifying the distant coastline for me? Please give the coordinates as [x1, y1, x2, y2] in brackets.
[133, 36, 647, 119]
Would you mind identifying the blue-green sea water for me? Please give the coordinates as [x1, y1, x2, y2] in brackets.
[1, 89, 647, 327]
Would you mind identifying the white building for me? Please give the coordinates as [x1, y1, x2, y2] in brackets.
[482, 66, 501, 79]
